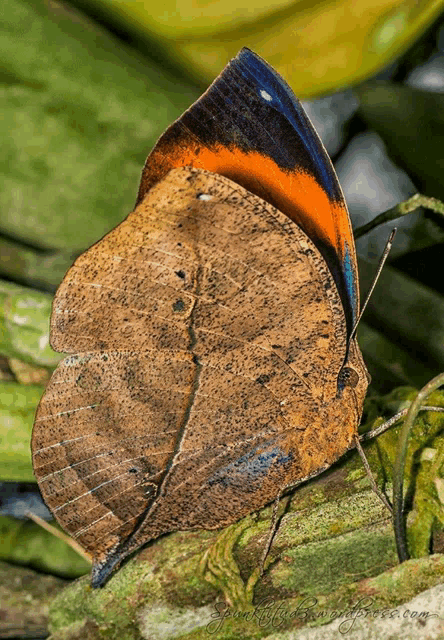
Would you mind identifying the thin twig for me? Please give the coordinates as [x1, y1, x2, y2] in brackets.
[25, 511, 92, 564]
[354, 194, 444, 239]
[359, 406, 444, 442]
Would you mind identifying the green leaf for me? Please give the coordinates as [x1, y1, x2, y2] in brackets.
[0, 381, 42, 482]
[70, 0, 444, 97]
[0, 279, 61, 368]
[0, 516, 90, 578]
[357, 83, 444, 201]
[0, 237, 74, 291]
[0, 0, 199, 252]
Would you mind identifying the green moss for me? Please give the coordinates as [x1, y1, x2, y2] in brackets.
[198, 517, 261, 611]
[346, 468, 367, 483]
[272, 525, 396, 597]
[408, 437, 444, 557]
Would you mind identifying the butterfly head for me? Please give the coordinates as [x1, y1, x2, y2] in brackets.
[336, 338, 370, 420]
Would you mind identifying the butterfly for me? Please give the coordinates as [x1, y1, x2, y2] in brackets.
[32, 48, 370, 587]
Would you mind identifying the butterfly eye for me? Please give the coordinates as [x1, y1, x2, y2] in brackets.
[337, 366, 359, 393]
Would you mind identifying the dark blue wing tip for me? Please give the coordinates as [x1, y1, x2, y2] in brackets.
[235, 48, 295, 100]
[231, 49, 339, 202]
[233, 48, 358, 326]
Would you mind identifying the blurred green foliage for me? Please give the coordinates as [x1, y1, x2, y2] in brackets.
[0, 382, 42, 482]
[0, 0, 198, 253]
[358, 84, 444, 201]
[0, 515, 90, 578]
[71, 0, 444, 97]
[0, 281, 61, 367]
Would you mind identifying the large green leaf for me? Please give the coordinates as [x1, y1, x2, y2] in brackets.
[0, 280, 61, 368]
[0, 381, 42, 481]
[0, 237, 74, 291]
[0, 0, 199, 252]
[71, 0, 444, 97]
[0, 517, 90, 578]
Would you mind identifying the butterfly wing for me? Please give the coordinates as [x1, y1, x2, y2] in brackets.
[32, 168, 367, 586]
[138, 48, 359, 333]
[32, 49, 368, 587]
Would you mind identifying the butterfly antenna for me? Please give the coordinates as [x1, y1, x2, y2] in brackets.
[350, 228, 397, 341]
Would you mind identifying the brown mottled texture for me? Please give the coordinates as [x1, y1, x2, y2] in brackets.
[0, 561, 66, 639]
[32, 167, 368, 585]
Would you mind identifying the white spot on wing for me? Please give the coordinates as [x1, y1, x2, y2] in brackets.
[260, 89, 272, 102]
[197, 193, 213, 201]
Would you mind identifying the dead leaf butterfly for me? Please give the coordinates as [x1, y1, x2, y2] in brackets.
[32, 48, 369, 587]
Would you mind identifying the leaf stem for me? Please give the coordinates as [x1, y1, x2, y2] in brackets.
[392, 372, 444, 563]
[25, 511, 92, 564]
[354, 194, 444, 239]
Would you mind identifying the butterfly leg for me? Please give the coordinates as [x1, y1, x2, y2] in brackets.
[353, 435, 393, 513]
[259, 490, 291, 577]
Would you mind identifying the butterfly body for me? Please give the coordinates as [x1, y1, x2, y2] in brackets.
[32, 50, 369, 587]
